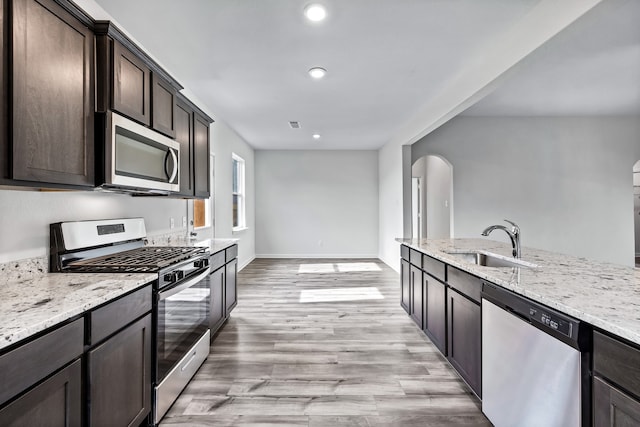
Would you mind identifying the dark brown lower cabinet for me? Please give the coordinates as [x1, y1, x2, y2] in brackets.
[400, 259, 410, 313]
[424, 275, 447, 354]
[593, 330, 640, 426]
[210, 266, 226, 335]
[0, 359, 82, 427]
[88, 314, 152, 427]
[594, 376, 640, 426]
[225, 258, 238, 313]
[447, 289, 481, 397]
[410, 265, 423, 329]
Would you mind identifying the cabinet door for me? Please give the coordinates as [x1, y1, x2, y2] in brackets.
[210, 266, 226, 336]
[0, 359, 82, 427]
[193, 113, 210, 198]
[447, 289, 481, 396]
[410, 265, 423, 329]
[400, 259, 410, 314]
[151, 73, 176, 138]
[175, 99, 194, 197]
[594, 376, 640, 426]
[113, 41, 151, 126]
[88, 314, 152, 427]
[424, 275, 447, 354]
[12, 0, 94, 186]
[225, 258, 238, 315]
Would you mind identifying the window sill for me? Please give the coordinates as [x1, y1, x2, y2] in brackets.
[232, 227, 248, 233]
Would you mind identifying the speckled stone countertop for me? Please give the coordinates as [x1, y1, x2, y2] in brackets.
[397, 238, 640, 346]
[0, 238, 238, 352]
[188, 238, 238, 254]
[0, 272, 156, 351]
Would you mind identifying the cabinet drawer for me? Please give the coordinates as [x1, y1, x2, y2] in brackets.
[409, 249, 422, 268]
[0, 318, 83, 406]
[400, 245, 409, 261]
[423, 255, 446, 282]
[594, 331, 640, 399]
[210, 250, 226, 272]
[226, 245, 238, 262]
[90, 285, 152, 345]
[447, 267, 482, 304]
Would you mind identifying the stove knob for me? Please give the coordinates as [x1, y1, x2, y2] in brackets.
[194, 258, 209, 268]
[164, 272, 179, 283]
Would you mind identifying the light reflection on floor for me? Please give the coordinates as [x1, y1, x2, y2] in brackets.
[299, 286, 384, 303]
[298, 262, 382, 274]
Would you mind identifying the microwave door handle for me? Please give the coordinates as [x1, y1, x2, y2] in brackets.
[164, 148, 179, 184]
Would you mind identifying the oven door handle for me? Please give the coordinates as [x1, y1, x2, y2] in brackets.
[158, 268, 210, 301]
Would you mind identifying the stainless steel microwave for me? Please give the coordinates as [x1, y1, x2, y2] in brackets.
[102, 111, 180, 193]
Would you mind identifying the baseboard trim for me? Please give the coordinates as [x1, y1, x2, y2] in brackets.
[238, 256, 255, 271]
[255, 254, 379, 259]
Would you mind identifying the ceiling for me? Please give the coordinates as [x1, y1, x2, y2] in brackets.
[464, 0, 640, 116]
[86, 0, 636, 150]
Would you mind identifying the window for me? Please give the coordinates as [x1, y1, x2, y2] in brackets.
[232, 153, 246, 230]
[191, 154, 214, 234]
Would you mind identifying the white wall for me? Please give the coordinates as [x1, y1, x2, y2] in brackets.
[411, 116, 640, 266]
[211, 121, 256, 270]
[0, 190, 187, 263]
[255, 150, 378, 258]
[378, 140, 405, 271]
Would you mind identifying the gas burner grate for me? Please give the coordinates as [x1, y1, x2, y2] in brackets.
[66, 246, 205, 273]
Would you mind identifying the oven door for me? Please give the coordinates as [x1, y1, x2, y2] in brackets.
[156, 267, 210, 381]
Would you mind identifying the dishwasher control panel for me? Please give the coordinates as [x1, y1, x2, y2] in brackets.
[529, 307, 573, 338]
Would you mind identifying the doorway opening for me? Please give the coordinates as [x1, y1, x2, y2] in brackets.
[411, 155, 453, 239]
[634, 160, 640, 267]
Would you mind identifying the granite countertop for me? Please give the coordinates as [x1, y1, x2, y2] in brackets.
[0, 238, 238, 352]
[397, 238, 640, 345]
[190, 238, 238, 254]
[0, 272, 156, 352]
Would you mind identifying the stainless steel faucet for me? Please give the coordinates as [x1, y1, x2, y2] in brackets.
[481, 219, 521, 259]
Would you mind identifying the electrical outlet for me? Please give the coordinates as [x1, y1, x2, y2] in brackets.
[318, 240, 323, 247]
[182, 216, 187, 227]
[170, 218, 175, 229]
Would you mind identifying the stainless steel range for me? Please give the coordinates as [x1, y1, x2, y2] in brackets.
[50, 218, 211, 424]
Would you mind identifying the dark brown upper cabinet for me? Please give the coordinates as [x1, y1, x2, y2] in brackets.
[2, 0, 95, 188]
[95, 21, 182, 129]
[194, 112, 211, 198]
[152, 73, 176, 138]
[112, 40, 151, 125]
[175, 96, 194, 197]
[175, 93, 213, 199]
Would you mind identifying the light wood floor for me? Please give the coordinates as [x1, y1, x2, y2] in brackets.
[160, 258, 491, 427]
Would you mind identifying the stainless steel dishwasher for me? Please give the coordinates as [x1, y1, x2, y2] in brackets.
[481, 283, 591, 427]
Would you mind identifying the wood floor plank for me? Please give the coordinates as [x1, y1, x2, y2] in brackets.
[160, 258, 489, 426]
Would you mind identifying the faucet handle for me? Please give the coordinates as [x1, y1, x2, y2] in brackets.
[503, 219, 520, 234]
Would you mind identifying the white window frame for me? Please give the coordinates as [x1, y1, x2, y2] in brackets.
[232, 153, 246, 232]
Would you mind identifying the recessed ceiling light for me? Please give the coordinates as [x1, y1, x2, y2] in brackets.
[304, 4, 327, 22]
[308, 67, 327, 79]
[313, 134, 321, 139]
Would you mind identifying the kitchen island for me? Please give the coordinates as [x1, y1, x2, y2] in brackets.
[399, 237, 640, 426]
[397, 237, 640, 345]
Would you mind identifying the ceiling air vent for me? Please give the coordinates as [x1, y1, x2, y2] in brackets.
[289, 121, 301, 129]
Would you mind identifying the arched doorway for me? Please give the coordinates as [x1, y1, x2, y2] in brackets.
[411, 155, 453, 239]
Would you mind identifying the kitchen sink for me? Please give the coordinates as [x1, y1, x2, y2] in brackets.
[446, 251, 538, 269]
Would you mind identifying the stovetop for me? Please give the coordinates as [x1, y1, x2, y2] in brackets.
[66, 246, 206, 273]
